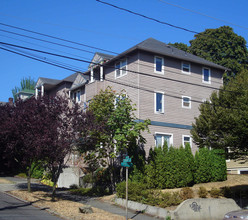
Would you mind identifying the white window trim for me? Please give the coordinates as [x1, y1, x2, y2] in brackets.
[115, 59, 127, 79]
[182, 96, 191, 109]
[114, 93, 127, 108]
[76, 90, 81, 103]
[225, 147, 230, 162]
[182, 135, 192, 148]
[154, 56, 164, 74]
[154, 132, 173, 148]
[181, 62, 191, 74]
[154, 91, 164, 114]
[202, 67, 211, 84]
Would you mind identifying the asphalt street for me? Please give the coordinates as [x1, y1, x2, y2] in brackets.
[0, 192, 63, 220]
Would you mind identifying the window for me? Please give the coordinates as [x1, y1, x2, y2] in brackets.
[182, 96, 191, 109]
[114, 94, 126, 107]
[202, 67, 211, 84]
[155, 133, 173, 148]
[154, 92, 164, 113]
[182, 135, 192, 148]
[72, 91, 81, 103]
[115, 59, 127, 78]
[182, 62, 190, 74]
[77, 91, 81, 102]
[154, 56, 164, 74]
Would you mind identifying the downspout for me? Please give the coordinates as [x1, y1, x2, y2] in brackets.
[138, 51, 140, 120]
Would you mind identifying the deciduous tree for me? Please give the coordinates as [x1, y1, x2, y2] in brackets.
[77, 87, 150, 192]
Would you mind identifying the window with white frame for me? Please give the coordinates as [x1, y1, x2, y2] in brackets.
[114, 94, 126, 107]
[202, 67, 211, 84]
[154, 56, 164, 74]
[182, 135, 192, 148]
[155, 133, 173, 148]
[181, 62, 191, 74]
[115, 59, 127, 78]
[182, 96, 191, 109]
[76, 91, 81, 103]
[154, 92, 164, 113]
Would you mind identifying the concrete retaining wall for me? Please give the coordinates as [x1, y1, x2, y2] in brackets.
[115, 198, 168, 218]
[57, 167, 80, 188]
[115, 198, 241, 220]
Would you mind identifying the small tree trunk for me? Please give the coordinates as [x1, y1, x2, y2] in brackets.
[27, 168, 31, 192]
[51, 163, 62, 201]
[51, 181, 57, 202]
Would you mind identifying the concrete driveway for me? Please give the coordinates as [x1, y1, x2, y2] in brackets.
[0, 192, 64, 220]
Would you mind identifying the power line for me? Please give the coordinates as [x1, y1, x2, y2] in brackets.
[0, 44, 240, 110]
[0, 46, 82, 72]
[96, 0, 248, 48]
[96, 0, 198, 34]
[0, 41, 225, 92]
[0, 33, 92, 61]
[158, 0, 248, 31]
[0, 29, 96, 55]
[0, 24, 226, 85]
[0, 22, 118, 55]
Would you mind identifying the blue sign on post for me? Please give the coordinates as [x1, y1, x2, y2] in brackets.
[121, 156, 133, 168]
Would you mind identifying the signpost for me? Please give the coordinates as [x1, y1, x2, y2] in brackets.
[121, 156, 133, 220]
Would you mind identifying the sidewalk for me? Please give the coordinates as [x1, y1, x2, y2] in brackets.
[0, 177, 161, 220]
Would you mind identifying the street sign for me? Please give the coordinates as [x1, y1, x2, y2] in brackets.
[121, 156, 133, 168]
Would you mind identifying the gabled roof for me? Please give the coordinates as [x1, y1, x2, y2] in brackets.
[107, 38, 227, 70]
[89, 52, 115, 69]
[38, 77, 60, 85]
[62, 72, 78, 83]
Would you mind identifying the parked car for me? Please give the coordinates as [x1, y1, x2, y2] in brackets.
[223, 209, 248, 219]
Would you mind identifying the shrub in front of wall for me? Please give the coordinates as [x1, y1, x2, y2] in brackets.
[209, 187, 222, 198]
[180, 187, 194, 200]
[116, 181, 148, 203]
[197, 186, 208, 198]
[220, 186, 232, 198]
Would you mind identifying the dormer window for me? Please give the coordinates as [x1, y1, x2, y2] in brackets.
[115, 59, 127, 78]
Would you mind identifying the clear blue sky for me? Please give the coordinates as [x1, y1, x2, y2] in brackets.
[1, 0, 247, 102]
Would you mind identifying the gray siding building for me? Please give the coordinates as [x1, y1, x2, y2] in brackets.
[36, 38, 227, 155]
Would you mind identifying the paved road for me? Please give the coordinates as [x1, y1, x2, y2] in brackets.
[0, 192, 64, 220]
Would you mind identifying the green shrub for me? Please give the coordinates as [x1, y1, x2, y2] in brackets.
[69, 184, 79, 189]
[70, 186, 110, 197]
[116, 181, 148, 203]
[194, 148, 212, 183]
[160, 192, 182, 207]
[209, 188, 221, 198]
[180, 187, 194, 200]
[31, 162, 45, 179]
[210, 149, 227, 182]
[198, 186, 208, 198]
[82, 173, 94, 184]
[220, 186, 232, 198]
[116, 181, 182, 208]
[17, 173, 27, 178]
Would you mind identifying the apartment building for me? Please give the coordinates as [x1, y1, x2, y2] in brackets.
[36, 38, 227, 154]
